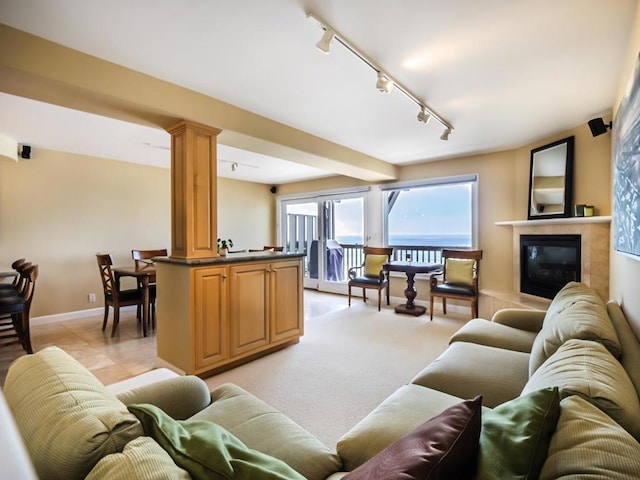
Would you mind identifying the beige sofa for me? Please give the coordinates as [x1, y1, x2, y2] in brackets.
[3, 281, 640, 478]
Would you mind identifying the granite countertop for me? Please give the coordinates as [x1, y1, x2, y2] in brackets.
[154, 251, 305, 266]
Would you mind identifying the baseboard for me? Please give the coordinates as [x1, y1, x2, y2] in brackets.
[31, 306, 137, 326]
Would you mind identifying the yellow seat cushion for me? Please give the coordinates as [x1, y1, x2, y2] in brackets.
[445, 259, 474, 286]
[364, 255, 388, 277]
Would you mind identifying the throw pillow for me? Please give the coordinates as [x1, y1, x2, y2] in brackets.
[445, 259, 474, 286]
[86, 437, 190, 480]
[343, 396, 482, 480]
[364, 254, 388, 277]
[476, 387, 560, 480]
[522, 338, 640, 440]
[540, 395, 640, 479]
[128, 403, 306, 480]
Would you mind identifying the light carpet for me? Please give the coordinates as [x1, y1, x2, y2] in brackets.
[204, 292, 469, 448]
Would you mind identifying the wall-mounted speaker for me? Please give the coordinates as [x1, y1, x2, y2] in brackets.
[20, 145, 31, 159]
[587, 117, 612, 137]
[270, 186, 278, 194]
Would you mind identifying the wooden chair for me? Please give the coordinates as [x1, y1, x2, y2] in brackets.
[430, 249, 483, 320]
[131, 249, 167, 326]
[97, 254, 145, 337]
[348, 247, 394, 311]
[263, 245, 284, 252]
[0, 264, 38, 353]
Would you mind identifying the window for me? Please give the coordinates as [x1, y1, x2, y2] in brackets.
[384, 176, 477, 254]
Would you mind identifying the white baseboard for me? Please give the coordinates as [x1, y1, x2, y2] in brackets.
[31, 306, 137, 326]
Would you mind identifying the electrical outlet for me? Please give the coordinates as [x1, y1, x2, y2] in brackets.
[88, 293, 96, 303]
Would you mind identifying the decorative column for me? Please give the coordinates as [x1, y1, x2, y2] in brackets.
[166, 120, 222, 259]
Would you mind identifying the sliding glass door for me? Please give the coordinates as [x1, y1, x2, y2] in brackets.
[281, 193, 365, 294]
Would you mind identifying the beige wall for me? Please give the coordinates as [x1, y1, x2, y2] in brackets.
[611, 4, 640, 336]
[0, 149, 272, 318]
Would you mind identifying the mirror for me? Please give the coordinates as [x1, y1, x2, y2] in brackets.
[527, 136, 574, 219]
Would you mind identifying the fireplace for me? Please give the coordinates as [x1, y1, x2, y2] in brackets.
[520, 234, 581, 299]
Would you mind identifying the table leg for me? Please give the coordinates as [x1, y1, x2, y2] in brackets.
[141, 276, 149, 337]
[394, 272, 426, 316]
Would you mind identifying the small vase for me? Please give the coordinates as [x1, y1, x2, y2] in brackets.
[219, 247, 228, 256]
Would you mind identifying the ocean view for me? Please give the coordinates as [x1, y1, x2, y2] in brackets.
[335, 234, 471, 247]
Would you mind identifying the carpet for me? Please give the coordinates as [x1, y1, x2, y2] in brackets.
[204, 293, 468, 447]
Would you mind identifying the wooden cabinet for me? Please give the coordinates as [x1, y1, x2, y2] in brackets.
[156, 255, 304, 376]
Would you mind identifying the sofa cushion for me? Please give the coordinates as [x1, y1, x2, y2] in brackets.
[190, 383, 341, 480]
[129, 403, 305, 480]
[2, 346, 144, 480]
[529, 290, 620, 375]
[337, 384, 479, 471]
[522, 339, 640, 440]
[607, 301, 640, 399]
[411, 342, 530, 408]
[86, 437, 190, 480]
[476, 387, 560, 480]
[449, 318, 537, 353]
[342, 396, 482, 480]
[540, 395, 640, 479]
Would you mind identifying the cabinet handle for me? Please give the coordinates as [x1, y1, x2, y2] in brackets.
[222, 274, 227, 279]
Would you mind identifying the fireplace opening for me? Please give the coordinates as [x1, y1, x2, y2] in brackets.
[520, 234, 581, 299]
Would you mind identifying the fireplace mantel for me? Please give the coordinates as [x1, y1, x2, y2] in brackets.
[495, 216, 611, 227]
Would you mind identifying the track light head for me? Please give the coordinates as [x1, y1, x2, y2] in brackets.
[440, 127, 452, 141]
[417, 107, 431, 124]
[316, 28, 335, 54]
[231, 162, 238, 172]
[587, 117, 612, 137]
[376, 71, 394, 93]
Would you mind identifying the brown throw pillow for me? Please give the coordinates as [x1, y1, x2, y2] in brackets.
[343, 396, 482, 480]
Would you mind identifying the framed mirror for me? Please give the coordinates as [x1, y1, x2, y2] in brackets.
[527, 136, 574, 220]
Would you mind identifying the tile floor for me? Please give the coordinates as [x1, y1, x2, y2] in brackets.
[0, 290, 349, 386]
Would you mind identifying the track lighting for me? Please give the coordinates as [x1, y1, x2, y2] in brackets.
[376, 72, 394, 93]
[417, 107, 431, 124]
[231, 162, 238, 172]
[316, 28, 335, 54]
[307, 12, 453, 141]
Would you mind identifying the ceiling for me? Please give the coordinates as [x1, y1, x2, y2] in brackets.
[0, 0, 636, 184]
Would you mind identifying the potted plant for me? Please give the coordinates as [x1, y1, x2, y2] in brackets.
[217, 238, 234, 256]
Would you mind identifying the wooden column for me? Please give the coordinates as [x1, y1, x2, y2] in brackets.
[166, 120, 222, 259]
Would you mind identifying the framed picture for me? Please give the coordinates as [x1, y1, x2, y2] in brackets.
[613, 52, 640, 258]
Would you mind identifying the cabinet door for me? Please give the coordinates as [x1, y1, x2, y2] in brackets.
[270, 259, 303, 342]
[229, 262, 270, 357]
[193, 267, 228, 370]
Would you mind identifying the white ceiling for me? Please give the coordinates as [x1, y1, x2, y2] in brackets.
[0, 0, 636, 184]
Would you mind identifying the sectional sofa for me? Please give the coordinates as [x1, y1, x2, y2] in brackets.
[3, 281, 640, 478]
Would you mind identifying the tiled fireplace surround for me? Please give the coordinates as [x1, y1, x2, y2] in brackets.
[479, 217, 611, 318]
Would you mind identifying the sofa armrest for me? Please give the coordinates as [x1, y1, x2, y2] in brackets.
[491, 308, 546, 333]
[115, 376, 211, 420]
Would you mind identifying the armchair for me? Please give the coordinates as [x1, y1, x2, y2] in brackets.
[430, 249, 483, 320]
[348, 247, 393, 311]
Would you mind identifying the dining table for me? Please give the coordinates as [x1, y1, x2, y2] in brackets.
[112, 265, 156, 337]
[384, 261, 443, 316]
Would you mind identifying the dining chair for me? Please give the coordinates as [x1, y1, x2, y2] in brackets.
[0, 263, 38, 353]
[0, 258, 26, 290]
[429, 249, 483, 320]
[263, 245, 284, 251]
[96, 254, 145, 337]
[348, 247, 394, 311]
[131, 249, 167, 327]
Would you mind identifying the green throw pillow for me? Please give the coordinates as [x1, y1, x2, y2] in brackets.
[476, 387, 560, 480]
[128, 404, 305, 480]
